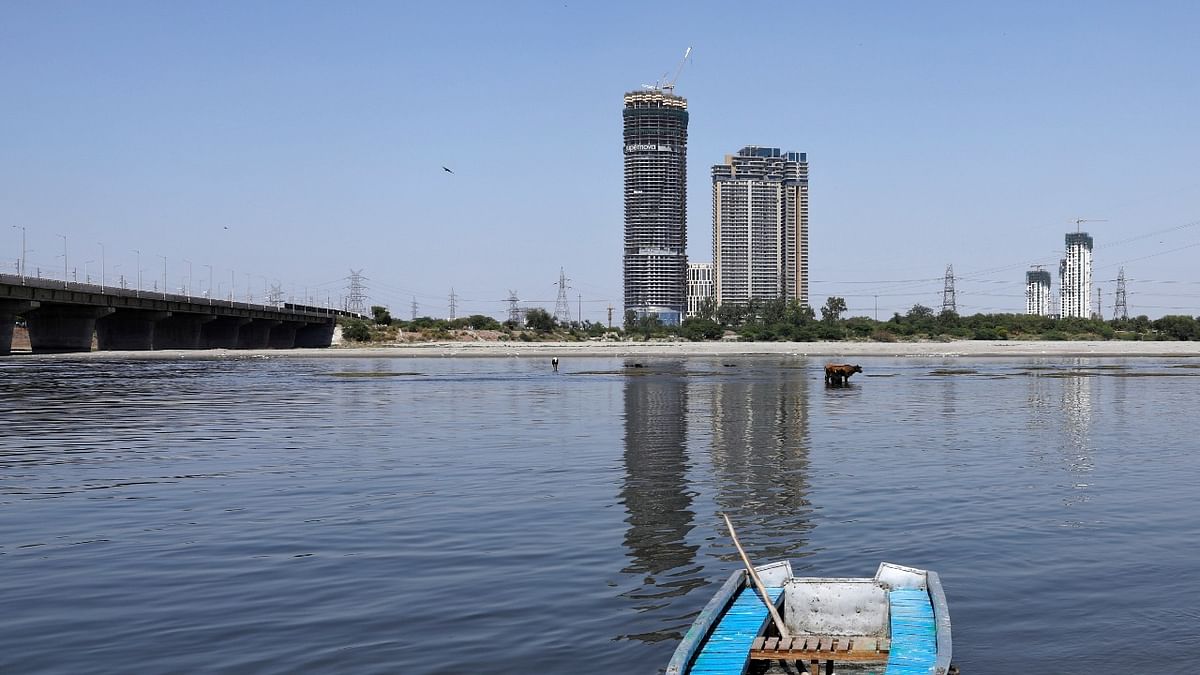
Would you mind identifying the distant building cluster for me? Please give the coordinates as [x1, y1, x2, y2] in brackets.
[1025, 231, 1101, 319]
[622, 89, 809, 325]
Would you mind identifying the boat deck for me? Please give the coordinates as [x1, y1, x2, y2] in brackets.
[883, 588, 937, 675]
[689, 585, 784, 675]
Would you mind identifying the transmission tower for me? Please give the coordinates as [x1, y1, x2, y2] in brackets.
[411, 296, 418, 321]
[506, 290, 520, 324]
[344, 269, 368, 315]
[448, 287, 457, 321]
[1114, 267, 1129, 320]
[941, 265, 957, 314]
[553, 267, 572, 323]
[1094, 287, 1103, 321]
[267, 283, 284, 308]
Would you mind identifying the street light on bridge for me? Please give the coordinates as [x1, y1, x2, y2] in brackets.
[132, 249, 141, 298]
[98, 242, 106, 292]
[157, 255, 167, 299]
[183, 259, 193, 298]
[11, 225, 26, 282]
[56, 234, 67, 288]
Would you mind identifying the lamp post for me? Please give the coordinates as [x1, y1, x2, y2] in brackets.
[57, 234, 67, 288]
[132, 249, 141, 297]
[203, 264, 213, 304]
[230, 269, 235, 303]
[157, 255, 167, 299]
[113, 264, 123, 289]
[183, 259, 193, 298]
[98, 242, 106, 292]
[84, 259, 95, 284]
[11, 226, 26, 282]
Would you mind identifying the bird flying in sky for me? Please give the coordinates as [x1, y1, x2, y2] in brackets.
[442, 166, 454, 174]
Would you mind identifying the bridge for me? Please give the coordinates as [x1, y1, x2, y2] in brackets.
[0, 273, 358, 355]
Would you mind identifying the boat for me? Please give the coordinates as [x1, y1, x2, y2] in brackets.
[666, 561, 955, 675]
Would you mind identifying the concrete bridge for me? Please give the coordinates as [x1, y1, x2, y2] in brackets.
[0, 273, 358, 355]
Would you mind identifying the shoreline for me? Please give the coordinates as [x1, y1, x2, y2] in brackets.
[6, 340, 1200, 360]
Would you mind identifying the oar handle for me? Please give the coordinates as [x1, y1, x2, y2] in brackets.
[723, 513, 790, 639]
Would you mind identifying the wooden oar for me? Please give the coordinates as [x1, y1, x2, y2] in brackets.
[722, 513, 790, 639]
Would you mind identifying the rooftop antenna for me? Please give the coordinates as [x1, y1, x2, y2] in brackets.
[659, 46, 692, 93]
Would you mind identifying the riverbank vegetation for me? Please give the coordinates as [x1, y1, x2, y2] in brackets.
[338, 298, 1200, 344]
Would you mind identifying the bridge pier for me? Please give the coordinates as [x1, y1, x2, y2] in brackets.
[24, 304, 114, 353]
[268, 322, 301, 349]
[96, 310, 171, 351]
[202, 317, 251, 349]
[155, 314, 218, 349]
[0, 300, 39, 356]
[236, 319, 280, 349]
[295, 321, 335, 348]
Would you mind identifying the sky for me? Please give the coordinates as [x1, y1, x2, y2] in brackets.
[3, 1, 1199, 321]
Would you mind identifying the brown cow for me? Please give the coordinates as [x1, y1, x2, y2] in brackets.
[824, 363, 863, 384]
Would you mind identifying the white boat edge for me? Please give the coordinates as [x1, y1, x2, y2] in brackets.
[666, 561, 953, 675]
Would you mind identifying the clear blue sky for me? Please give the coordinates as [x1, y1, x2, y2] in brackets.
[3, 1, 1199, 320]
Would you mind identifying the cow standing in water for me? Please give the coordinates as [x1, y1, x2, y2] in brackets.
[552, 357, 559, 372]
[824, 363, 863, 385]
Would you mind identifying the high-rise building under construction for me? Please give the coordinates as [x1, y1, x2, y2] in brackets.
[623, 89, 688, 326]
[1026, 268, 1052, 316]
[1059, 232, 1094, 318]
[711, 146, 809, 307]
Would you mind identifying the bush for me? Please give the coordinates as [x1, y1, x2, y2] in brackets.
[342, 318, 371, 342]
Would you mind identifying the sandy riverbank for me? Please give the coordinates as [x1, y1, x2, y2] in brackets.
[9, 339, 1200, 360]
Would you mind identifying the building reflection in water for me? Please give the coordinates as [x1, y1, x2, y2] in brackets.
[617, 361, 701, 642]
[1060, 367, 1095, 476]
[617, 362, 816, 643]
[1025, 362, 1097, 512]
[707, 364, 814, 565]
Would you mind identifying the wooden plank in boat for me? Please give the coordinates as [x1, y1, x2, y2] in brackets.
[749, 633, 890, 663]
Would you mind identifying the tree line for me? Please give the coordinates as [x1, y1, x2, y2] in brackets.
[339, 299, 1200, 343]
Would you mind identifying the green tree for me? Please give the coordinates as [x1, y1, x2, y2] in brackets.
[525, 308, 557, 332]
[907, 304, 934, 320]
[464, 314, 501, 330]
[680, 317, 723, 341]
[370, 305, 392, 325]
[715, 302, 745, 328]
[821, 296, 847, 322]
[1153, 315, 1199, 340]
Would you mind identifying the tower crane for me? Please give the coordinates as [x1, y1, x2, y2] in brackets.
[1070, 217, 1107, 232]
[661, 46, 692, 93]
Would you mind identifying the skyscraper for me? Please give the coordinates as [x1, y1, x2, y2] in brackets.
[623, 90, 688, 326]
[711, 146, 809, 307]
[1059, 232, 1093, 318]
[1026, 267, 1052, 316]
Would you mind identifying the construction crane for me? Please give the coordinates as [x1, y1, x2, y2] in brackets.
[1070, 217, 1107, 232]
[661, 46, 692, 93]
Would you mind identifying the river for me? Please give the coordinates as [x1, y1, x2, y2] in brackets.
[0, 355, 1197, 673]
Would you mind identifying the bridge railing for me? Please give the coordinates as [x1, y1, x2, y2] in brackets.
[0, 273, 365, 320]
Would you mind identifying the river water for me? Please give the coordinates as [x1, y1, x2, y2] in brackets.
[0, 355, 1197, 673]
